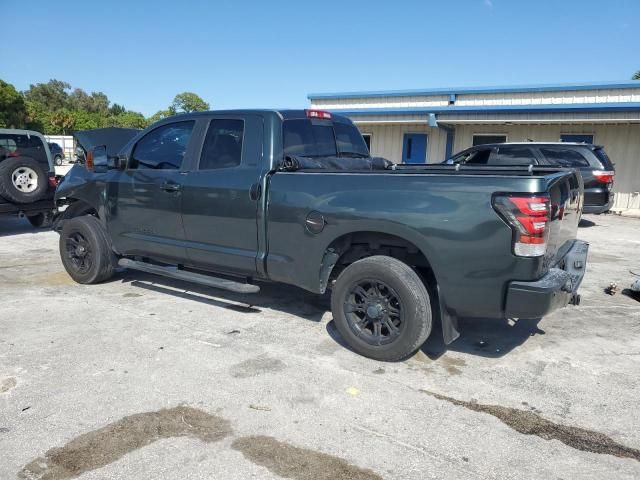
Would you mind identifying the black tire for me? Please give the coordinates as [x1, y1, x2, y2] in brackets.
[54, 155, 63, 166]
[27, 212, 53, 228]
[331, 255, 432, 362]
[0, 157, 48, 204]
[59, 215, 116, 284]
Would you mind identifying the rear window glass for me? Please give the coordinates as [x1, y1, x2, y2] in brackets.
[283, 119, 368, 158]
[493, 147, 536, 166]
[540, 148, 590, 167]
[593, 148, 613, 169]
[463, 149, 491, 165]
[0, 133, 47, 163]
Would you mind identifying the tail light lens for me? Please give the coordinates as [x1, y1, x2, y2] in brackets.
[48, 173, 60, 188]
[493, 194, 550, 257]
[592, 170, 615, 184]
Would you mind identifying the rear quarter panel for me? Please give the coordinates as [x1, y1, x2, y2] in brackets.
[266, 171, 562, 318]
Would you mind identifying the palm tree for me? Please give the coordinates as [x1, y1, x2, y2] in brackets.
[633, 71, 640, 80]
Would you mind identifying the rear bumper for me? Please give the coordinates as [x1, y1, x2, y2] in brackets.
[583, 190, 614, 214]
[504, 240, 589, 319]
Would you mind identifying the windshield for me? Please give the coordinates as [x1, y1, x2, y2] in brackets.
[283, 119, 369, 158]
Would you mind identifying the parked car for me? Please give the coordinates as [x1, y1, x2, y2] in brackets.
[53, 110, 588, 361]
[445, 142, 615, 214]
[0, 129, 59, 227]
[48, 142, 65, 166]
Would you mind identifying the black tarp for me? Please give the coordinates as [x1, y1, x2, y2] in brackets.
[280, 155, 393, 171]
[73, 127, 140, 156]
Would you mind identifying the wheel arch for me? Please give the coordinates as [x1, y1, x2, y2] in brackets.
[320, 229, 460, 345]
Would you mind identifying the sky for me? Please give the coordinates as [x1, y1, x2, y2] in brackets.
[2, 0, 639, 116]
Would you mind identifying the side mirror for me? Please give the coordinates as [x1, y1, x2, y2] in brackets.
[92, 145, 108, 170]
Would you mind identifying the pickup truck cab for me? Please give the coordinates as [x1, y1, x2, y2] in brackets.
[54, 110, 589, 361]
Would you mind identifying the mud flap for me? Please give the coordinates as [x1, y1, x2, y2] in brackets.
[437, 285, 460, 345]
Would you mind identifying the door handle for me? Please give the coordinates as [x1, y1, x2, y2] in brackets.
[161, 181, 181, 193]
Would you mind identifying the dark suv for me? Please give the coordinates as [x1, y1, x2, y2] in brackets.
[48, 142, 65, 166]
[447, 142, 615, 214]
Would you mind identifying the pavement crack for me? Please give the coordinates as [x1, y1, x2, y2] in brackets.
[422, 390, 640, 462]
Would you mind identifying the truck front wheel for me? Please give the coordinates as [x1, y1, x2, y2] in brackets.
[331, 255, 432, 362]
[59, 215, 116, 284]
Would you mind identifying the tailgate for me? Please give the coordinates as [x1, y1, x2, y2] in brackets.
[544, 169, 583, 268]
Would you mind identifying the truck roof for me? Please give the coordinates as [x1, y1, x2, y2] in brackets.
[468, 142, 598, 148]
[163, 109, 353, 123]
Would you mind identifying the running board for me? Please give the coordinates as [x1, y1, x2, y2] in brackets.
[118, 258, 260, 294]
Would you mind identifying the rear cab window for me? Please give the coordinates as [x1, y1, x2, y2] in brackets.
[283, 119, 369, 159]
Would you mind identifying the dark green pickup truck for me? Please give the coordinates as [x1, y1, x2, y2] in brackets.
[54, 109, 588, 361]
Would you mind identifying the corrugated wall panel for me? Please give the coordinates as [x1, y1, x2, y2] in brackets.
[356, 124, 447, 164]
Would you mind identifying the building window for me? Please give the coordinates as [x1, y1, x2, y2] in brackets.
[560, 134, 594, 144]
[472, 134, 507, 146]
[361, 133, 372, 152]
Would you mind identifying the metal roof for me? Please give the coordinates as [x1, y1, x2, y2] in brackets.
[308, 80, 640, 100]
[326, 102, 640, 117]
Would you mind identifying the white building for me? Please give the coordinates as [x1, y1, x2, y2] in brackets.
[309, 81, 640, 211]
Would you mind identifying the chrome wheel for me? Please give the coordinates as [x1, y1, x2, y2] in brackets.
[11, 166, 38, 193]
[343, 279, 404, 346]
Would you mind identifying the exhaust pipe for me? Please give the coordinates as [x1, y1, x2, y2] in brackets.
[569, 293, 581, 306]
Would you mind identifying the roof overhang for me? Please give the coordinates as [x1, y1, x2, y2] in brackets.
[308, 80, 640, 100]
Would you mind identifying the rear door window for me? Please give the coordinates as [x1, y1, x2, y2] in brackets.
[130, 121, 194, 170]
[492, 146, 537, 165]
[199, 119, 244, 170]
[540, 148, 590, 167]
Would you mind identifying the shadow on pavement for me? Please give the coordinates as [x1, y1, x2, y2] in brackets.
[118, 270, 330, 323]
[579, 218, 597, 228]
[116, 269, 544, 360]
[0, 217, 49, 238]
[423, 316, 545, 360]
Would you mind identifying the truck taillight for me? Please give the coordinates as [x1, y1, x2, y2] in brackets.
[48, 173, 59, 188]
[592, 170, 615, 184]
[305, 109, 332, 120]
[493, 194, 550, 257]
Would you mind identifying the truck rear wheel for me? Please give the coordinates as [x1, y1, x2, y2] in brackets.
[59, 215, 116, 284]
[331, 255, 432, 362]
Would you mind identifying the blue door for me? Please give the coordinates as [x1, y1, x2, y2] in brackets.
[402, 133, 427, 163]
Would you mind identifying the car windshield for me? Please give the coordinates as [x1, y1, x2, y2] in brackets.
[283, 119, 369, 158]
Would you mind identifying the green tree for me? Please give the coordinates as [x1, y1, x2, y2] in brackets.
[109, 103, 126, 116]
[171, 92, 209, 113]
[108, 111, 148, 129]
[24, 79, 71, 111]
[633, 71, 640, 80]
[147, 108, 176, 124]
[0, 79, 27, 128]
[50, 109, 76, 134]
[69, 89, 109, 113]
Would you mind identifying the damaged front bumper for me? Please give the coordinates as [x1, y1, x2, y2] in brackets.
[504, 240, 589, 319]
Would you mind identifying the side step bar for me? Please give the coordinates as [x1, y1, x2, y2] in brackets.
[118, 258, 260, 294]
